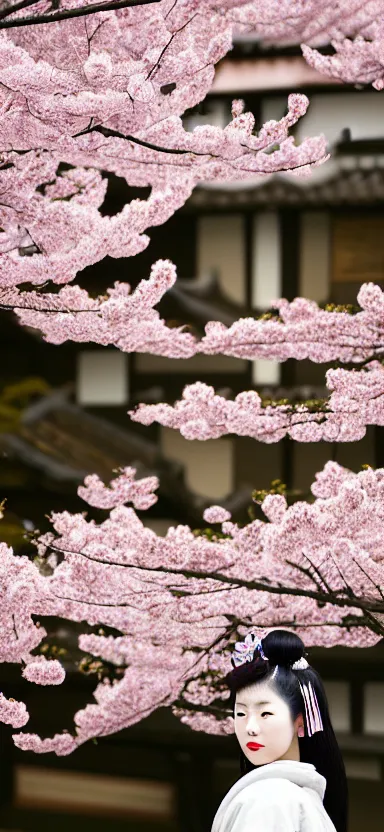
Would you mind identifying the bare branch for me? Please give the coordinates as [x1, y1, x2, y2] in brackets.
[0, 0, 161, 28]
[0, 0, 40, 22]
[74, 123, 193, 156]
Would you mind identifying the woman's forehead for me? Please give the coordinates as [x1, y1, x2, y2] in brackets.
[235, 681, 278, 705]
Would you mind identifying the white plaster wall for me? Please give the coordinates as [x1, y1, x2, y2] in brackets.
[252, 212, 282, 385]
[197, 215, 246, 304]
[364, 683, 384, 735]
[161, 427, 233, 499]
[76, 350, 128, 405]
[296, 93, 384, 146]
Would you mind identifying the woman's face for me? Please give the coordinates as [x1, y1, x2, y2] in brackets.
[234, 680, 302, 766]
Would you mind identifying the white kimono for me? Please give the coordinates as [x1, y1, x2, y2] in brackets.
[211, 760, 337, 832]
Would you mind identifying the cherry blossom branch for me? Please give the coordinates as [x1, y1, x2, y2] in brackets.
[131, 361, 384, 443]
[2, 0, 384, 750]
[199, 285, 384, 363]
[2, 261, 197, 357]
[0, 0, 161, 28]
[302, 31, 384, 91]
[2, 462, 382, 747]
[6, 275, 384, 365]
[74, 121, 327, 176]
[37, 462, 384, 627]
[45, 539, 384, 618]
[73, 124, 193, 156]
[0, 156, 194, 289]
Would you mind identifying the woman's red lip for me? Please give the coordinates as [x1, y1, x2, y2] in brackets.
[246, 742, 265, 750]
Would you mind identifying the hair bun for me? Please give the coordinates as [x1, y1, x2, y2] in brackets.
[261, 629, 305, 668]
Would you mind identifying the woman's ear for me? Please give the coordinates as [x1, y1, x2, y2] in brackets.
[295, 714, 305, 738]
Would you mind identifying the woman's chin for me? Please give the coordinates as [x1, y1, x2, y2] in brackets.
[244, 749, 271, 765]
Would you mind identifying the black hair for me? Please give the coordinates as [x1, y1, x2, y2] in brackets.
[225, 629, 348, 832]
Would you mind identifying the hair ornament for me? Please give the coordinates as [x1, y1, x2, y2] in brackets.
[290, 656, 323, 735]
[298, 680, 324, 736]
[292, 657, 309, 670]
[231, 632, 266, 667]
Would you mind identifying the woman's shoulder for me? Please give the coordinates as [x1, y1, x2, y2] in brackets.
[234, 775, 306, 810]
[222, 780, 304, 832]
[215, 776, 333, 832]
[231, 761, 326, 801]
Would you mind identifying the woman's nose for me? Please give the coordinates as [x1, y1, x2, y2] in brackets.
[246, 716, 261, 735]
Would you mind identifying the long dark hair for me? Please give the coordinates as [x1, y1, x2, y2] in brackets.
[225, 629, 348, 832]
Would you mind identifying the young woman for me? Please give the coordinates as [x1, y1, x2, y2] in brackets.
[212, 629, 348, 832]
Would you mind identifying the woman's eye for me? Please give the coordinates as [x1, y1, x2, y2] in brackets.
[261, 711, 272, 717]
[235, 711, 245, 717]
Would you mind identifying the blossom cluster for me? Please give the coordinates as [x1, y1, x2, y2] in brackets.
[0, 156, 193, 288]
[131, 361, 384, 443]
[232, 0, 381, 46]
[232, 0, 384, 89]
[0, 692, 29, 729]
[128, 282, 384, 444]
[200, 283, 384, 363]
[4, 261, 197, 356]
[78, 466, 159, 510]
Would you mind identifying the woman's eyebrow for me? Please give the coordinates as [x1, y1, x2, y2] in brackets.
[236, 700, 272, 707]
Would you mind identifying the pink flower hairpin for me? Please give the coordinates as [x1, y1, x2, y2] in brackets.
[231, 633, 266, 667]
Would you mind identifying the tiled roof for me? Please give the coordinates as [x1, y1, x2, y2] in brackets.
[187, 153, 384, 208]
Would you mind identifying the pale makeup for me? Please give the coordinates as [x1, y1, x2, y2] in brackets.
[234, 680, 303, 766]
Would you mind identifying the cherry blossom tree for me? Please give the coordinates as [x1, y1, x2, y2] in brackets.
[1, 0, 382, 325]
[0, 0, 381, 356]
[1, 460, 383, 752]
[0, 0, 332, 320]
[1, 0, 384, 751]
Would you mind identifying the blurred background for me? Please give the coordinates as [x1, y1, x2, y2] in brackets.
[1, 32, 384, 832]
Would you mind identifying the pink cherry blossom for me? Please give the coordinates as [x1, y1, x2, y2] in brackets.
[0, 542, 49, 665]
[78, 467, 159, 510]
[0, 693, 29, 729]
[203, 506, 232, 524]
[22, 657, 66, 685]
[1, 0, 332, 319]
[13, 732, 78, 755]
[200, 286, 384, 364]
[6, 280, 383, 362]
[231, 0, 381, 47]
